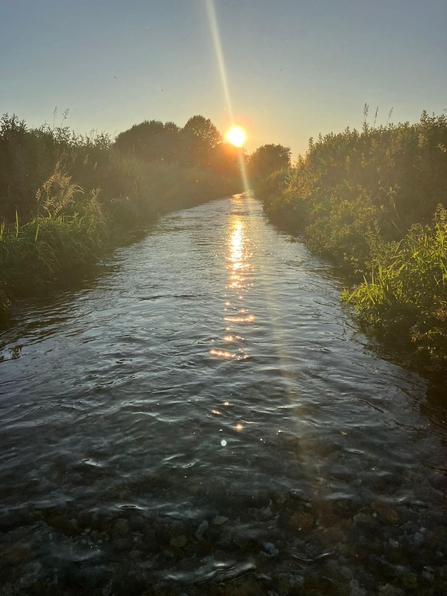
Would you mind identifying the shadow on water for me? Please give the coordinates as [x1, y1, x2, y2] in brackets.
[353, 330, 447, 443]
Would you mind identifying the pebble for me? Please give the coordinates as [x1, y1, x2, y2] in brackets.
[69, 518, 79, 530]
[422, 566, 435, 582]
[341, 565, 353, 580]
[260, 506, 273, 521]
[170, 535, 187, 548]
[113, 519, 129, 537]
[349, 579, 367, 596]
[373, 503, 399, 524]
[5, 547, 32, 565]
[354, 512, 374, 525]
[263, 542, 279, 557]
[378, 584, 404, 596]
[389, 538, 399, 548]
[289, 511, 315, 531]
[195, 520, 209, 539]
[413, 532, 424, 545]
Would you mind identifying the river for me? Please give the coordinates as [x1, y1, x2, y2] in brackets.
[1, 194, 446, 595]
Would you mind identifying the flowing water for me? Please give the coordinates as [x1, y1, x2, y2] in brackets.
[1, 194, 447, 595]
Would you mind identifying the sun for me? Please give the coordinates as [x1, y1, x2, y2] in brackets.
[226, 125, 246, 147]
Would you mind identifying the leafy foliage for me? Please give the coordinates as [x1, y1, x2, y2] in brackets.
[344, 207, 447, 369]
[256, 111, 447, 374]
[247, 144, 291, 191]
[113, 114, 239, 172]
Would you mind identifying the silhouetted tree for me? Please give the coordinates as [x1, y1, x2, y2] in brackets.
[247, 144, 291, 182]
[182, 116, 222, 148]
[114, 120, 181, 163]
[112, 115, 242, 190]
[180, 116, 223, 168]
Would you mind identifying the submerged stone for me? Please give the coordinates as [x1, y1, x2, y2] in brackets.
[213, 515, 229, 526]
[170, 535, 187, 548]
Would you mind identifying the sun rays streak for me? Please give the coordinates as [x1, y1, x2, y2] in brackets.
[204, 0, 234, 122]
[204, 0, 250, 192]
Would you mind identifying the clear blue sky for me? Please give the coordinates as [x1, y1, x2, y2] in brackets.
[1, 0, 446, 156]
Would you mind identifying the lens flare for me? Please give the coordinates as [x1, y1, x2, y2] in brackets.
[226, 125, 246, 147]
[204, 0, 250, 191]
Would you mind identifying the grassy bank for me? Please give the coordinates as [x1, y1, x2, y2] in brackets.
[254, 111, 447, 375]
[0, 114, 242, 316]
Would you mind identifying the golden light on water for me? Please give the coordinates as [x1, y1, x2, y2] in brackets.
[226, 125, 246, 147]
[230, 219, 244, 263]
[224, 315, 255, 323]
[209, 348, 235, 359]
[210, 213, 254, 361]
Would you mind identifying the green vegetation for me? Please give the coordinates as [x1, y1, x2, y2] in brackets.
[0, 113, 243, 315]
[253, 110, 447, 374]
[247, 143, 291, 188]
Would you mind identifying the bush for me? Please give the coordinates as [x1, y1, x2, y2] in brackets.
[344, 206, 447, 370]
[254, 111, 447, 374]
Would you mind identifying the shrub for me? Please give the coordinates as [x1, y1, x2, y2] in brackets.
[344, 206, 447, 370]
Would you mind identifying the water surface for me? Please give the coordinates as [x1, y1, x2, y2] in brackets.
[1, 195, 446, 595]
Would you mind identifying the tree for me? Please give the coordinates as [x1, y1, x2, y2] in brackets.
[182, 116, 222, 148]
[247, 144, 291, 183]
[114, 120, 187, 164]
[178, 116, 222, 168]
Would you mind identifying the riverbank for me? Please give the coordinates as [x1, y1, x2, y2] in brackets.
[0, 114, 242, 317]
[256, 112, 447, 380]
[0, 172, 238, 318]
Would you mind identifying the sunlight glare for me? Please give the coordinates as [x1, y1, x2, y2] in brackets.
[204, 0, 250, 191]
[230, 219, 244, 263]
[226, 125, 246, 147]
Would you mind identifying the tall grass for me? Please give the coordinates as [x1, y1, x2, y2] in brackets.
[344, 206, 447, 369]
[0, 171, 107, 305]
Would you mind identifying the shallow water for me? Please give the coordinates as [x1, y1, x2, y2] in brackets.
[1, 195, 447, 595]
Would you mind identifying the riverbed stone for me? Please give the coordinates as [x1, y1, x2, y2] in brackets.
[413, 531, 424, 545]
[398, 570, 418, 590]
[349, 579, 367, 596]
[4, 546, 33, 565]
[378, 584, 404, 596]
[372, 503, 399, 525]
[289, 511, 315, 532]
[341, 565, 354, 581]
[259, 506, 274, 521]
[112, 518, 130, 537]
[422, 566, 436, 582]
[170, 534, 187, 548]
[128, 513, 144, 531]
[262, 541, 279, 557]
[353, 511, 374, 525]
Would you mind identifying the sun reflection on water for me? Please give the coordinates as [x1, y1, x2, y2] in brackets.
[229, 219, 244, 263]
[209, 210, 254, 361]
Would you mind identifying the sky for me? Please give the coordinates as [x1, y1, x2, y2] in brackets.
[1, 0, 446, 157]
